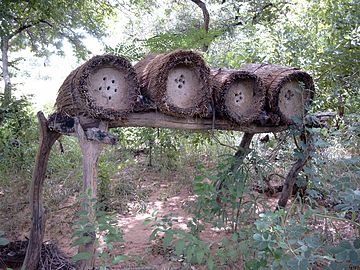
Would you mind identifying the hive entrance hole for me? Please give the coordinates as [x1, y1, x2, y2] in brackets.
[278, 80, 305, 120]
[166, 65, 201, 109]
[225, 79, 255, 116]
[89, 67, 130, 110]
[234, 91, 244, 103]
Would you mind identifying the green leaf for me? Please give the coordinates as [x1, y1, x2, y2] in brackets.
[327, 245, 345, 254]
[253, 233, 262, 241]
[195, 175, 206, 182]
[98, 251, 110, 259]
[354, 238, 360, 249]
[72, 225, 96, 237]
[112, 255, 129, 264]
[72, 236, 93, 246]
[207, 257, 216, 270]
[231, 233, 239, 242]
[349, 249, 359, 265]
[298, 259, 309, 270]
[175, 239, 185, 256]
[339, 240, 352, 250]
[196, 249, 205, 264]
[0, 238, 10, 246]
[186, 246, 194, 262]
[149, 228, 160, 240]
[72, 252, 92, 262]
[335, 250, 348, 262]
[163, 233, 173, 248]
[77, 210, 89, 216]
[74, 219, 90, 226]
[143, 217, 153, 225]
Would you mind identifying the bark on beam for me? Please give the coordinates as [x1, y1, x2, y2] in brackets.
[47, 114, 118, 144]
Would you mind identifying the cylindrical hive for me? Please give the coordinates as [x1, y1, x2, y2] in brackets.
[55, 54, 139, 120]
[211, 69, 266, 125]
[135, 50, 211, 117]
[241, 64, 315, 124]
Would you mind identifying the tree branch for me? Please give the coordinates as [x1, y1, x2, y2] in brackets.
[9, 19, 53, 39]
[39, 19, 53, 28]
[190, 0, 209, 32]
[11, 23, 36, 38]
[252, 3, 274, 24]
[190, 0, 210, 52]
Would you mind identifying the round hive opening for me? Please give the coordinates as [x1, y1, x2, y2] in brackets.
[224, 79, 255, 117]
[278, 80, 304, 121]
[89, 66, 130, 111]
[166, 64, 201, 109]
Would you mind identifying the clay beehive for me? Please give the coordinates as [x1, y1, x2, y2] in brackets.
[135, 50, 211, 117]
[55, 54, 139, 120]
[211, 69, 265, 125]
[241, 64, 315, 124]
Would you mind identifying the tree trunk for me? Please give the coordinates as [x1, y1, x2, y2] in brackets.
[1, 36, 12, 106]
[22, 112, 61, 270]
[231, 132, 254, 173]
[277, 131, 313, 208]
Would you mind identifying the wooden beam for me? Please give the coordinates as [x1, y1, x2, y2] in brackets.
[48, 111, 336, 134]
[112, 112, 288, 132]
[48, 112, 288, 133]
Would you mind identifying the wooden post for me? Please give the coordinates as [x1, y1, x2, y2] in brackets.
[22, 112, 61, 270]
[75, 120, 108, 270]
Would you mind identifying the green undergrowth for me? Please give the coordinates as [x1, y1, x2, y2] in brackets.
[0, 96, 359, 269]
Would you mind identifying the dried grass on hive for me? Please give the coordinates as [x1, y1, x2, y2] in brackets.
[135, 50, 211, 117]
[55, 54, 139, 121]
[241, 63, 315, 124]
[211, 68, 266, 125]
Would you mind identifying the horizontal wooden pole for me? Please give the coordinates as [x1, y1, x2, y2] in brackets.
[48, 111, 336, 136]
[109, 112, 288, 133]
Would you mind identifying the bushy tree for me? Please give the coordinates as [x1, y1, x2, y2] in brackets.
[0, 0, 117, 106]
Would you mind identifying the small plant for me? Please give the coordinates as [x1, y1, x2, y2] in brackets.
[98, 158, 115, 210]
[71, 192, 127, 268]
[145, 212, 216, 269]
[236, 206, 360, 270]
[192, 155, 259, 232]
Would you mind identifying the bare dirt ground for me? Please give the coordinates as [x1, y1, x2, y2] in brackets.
[0, 157, 358, 270]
